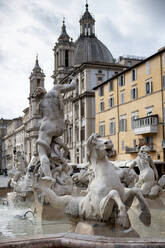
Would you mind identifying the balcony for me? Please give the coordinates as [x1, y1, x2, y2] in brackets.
[133, 115, 158, 135]
[125, 146, 139, 153]
[126, 144, 155, 154]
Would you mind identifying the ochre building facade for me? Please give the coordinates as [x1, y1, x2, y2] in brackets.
[94, 47, 165, 175]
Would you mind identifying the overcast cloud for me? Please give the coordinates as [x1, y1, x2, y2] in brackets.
[0, 0, 165, 119]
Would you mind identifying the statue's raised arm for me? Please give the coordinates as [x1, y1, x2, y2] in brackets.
[53, 75, 76, 93]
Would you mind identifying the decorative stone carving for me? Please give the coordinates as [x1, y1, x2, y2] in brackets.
[32, 76, 76, 203]
[119, 168, 139, 188]
[158, 175, 165, 189]
[129, 145, 160, 198]
[7, 151, 28, 191]
[34, 134, 151, 229]
[36, 76, 76, 180]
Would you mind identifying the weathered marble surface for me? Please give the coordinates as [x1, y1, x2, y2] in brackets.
[36, 76, 76, 180]
[34, 134, 151, 230]
[0, 232, 165, 248]
[158, 175, 165, 189]
[129, 145, 160, 198]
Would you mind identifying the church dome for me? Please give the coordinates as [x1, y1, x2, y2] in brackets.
[73, 3, 114, 66]
[74, 36, 114, 65]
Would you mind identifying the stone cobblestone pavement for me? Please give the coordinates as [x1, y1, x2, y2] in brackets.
[0, 175, 9, 188]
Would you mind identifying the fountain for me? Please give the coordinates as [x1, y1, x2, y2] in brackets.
[1, 77, 165, 247]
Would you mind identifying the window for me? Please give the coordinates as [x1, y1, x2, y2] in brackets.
[131, 87, 138, 99]
[131, 112, 139, 129]
[163, 107, 165, 122]
[133, 139, 136, 147]
[128, 61, 132, 67]
[119, 117, 127, 132]
[118, 75, 124, 86]
[146, 61, 150, 75]
[75, 127, 79, 142]
[108, 81, 113, 92]
[163, 52, 165, 66]
[109, 96, 114, 108]
[69, 126, 73, 143]
[37, 79, 40, 87]
[76, 79, 79, 95]
[98, 86, 104, 96]
[75, 103, 79, 119]
[81, 127, 85, 141]
[145, 80, 152, 95]
[109, 121, 115, 135]
[81, 78, 84, 91]
[100, 101, 104, 112]
[120, 91, 125, 104]
[98, 70, 102, 74]
[88, 23, 91, 35]
[82, 147, 85, 161]
[100, 124, 105, 136]
[65, 50, 69, 67]
[81, 100, 85, 118]
[98, 77, 103, 81]
[121, 140, 125, 151]
[132, 69, 137, 81]
[145, 136, 153, 146]
[146, 106, 153, 116]
[163, 75, 165, 88]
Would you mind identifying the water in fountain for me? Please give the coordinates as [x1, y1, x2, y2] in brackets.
[0, 203, 71, 240]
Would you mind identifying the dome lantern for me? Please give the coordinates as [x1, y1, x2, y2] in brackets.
[79, 2, 95, 37]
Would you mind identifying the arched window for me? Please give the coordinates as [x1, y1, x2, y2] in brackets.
[65, 50, 69, 67]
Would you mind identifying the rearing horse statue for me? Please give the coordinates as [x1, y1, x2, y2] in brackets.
[34, 134, 151, 229]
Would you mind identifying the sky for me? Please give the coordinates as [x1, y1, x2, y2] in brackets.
[0, 0, 165, 119]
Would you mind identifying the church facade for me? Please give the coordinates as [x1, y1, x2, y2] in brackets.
[52, 3, 126, 163]
[3, 3, 130, 167]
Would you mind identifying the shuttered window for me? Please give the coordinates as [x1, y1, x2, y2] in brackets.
[131, 87, 138, 99]
[100, 124, 105, 137]
[109, 121, 115, 135]
[119, 119, 127, 132]
[145, 80, 152, 95]
[118, 75, 125, 86]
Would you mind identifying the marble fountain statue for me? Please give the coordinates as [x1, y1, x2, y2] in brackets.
[1, 76, 165, 246]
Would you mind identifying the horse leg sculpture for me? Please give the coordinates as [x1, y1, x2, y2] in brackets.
[124, 187, 151, 226]
[100, 190, 130, 229]
[34, 178, 72, 209]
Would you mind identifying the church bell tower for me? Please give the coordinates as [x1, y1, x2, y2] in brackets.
[52, 19, 75, 84]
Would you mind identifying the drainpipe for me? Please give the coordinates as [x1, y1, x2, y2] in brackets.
[160, 53, 165, 169]
[117, 78, 120, 154]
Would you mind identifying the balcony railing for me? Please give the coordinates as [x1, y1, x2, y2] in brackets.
[125, 146, 139, 153]
[126, 144, 155, 154]
[133, 115, 158, 135]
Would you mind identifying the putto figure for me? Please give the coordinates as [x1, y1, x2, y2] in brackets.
[36, 76, 76, 180]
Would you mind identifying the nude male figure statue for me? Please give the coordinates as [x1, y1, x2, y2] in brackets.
[36, 76, 76, 179]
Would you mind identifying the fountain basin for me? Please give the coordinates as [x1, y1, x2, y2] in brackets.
[0, 233, 165, 248]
